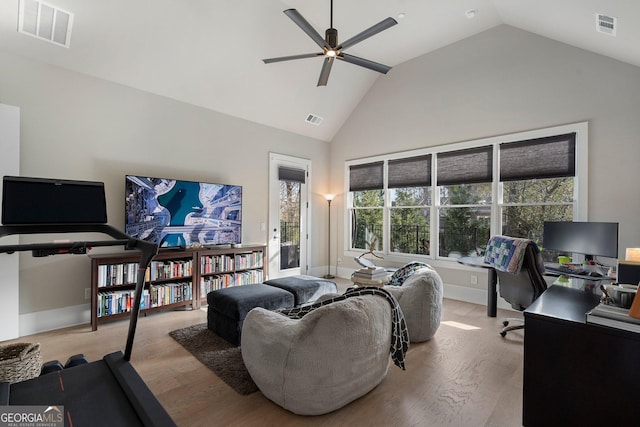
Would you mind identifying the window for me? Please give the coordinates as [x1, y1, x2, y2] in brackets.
[345, 123, 587, 261]
[349, 162, 383, 251]
[437, 146, 492, 258]
[389, 155, 431, 255]
[499, 133, 576, 261]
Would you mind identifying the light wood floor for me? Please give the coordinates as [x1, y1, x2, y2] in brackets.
[4, 280, 525, 427]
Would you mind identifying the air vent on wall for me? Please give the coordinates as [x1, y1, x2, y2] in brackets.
[596, 13, 617, 36]
[305, 114, 324, 126]
[18, 0, 74, 48]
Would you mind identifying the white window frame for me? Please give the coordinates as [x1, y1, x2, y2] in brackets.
[344, 122, 588, 266]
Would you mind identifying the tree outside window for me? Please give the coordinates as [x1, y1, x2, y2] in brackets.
[390, 187, 430, 254]
[439, 184, 491, 257]
[502, 177, 573, 262]
[351, 189, 383, 250]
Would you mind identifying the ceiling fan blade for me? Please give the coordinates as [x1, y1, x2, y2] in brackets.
[263, 53, 322, 64]
[317, 57, 335, 86]
[339, 17, 397, 50]
[338, 53, 392, 74]
[284, 9, 328, 49]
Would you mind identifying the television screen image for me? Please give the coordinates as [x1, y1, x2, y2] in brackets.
[125, 176, 241, 248]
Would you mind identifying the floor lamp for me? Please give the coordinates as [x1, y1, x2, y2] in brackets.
[324, 194, 335, 279]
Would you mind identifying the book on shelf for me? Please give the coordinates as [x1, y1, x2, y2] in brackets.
[586, 303, 640, 333]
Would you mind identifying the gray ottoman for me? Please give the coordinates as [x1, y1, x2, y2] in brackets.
[207, 284, 294, 345]
[264, 275, 338, 306]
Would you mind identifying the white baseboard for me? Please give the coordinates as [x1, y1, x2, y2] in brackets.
[19, 303, 90, 337]
[443, 283, 514, 312]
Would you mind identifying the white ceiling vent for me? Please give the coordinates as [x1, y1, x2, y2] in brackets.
[596, 13, 617, 36]
[305, 114, 324, 126]
[18, 0, 74, 48]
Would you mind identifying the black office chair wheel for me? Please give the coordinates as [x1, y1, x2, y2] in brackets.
[500, 331, 507, 337]
[64, 354, 89, 369]
[503, 320, 510, 327]
[40, 360, 64, 375]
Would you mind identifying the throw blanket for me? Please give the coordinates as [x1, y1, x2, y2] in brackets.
[277, 287, 409, 370]
[387, 261, 431, 286]
[484, 235, 540, 274]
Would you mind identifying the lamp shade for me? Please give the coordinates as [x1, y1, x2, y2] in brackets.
[626, 247, 640, 319]
[625, 248, 640, 262]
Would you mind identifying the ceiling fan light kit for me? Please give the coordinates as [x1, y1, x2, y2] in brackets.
[263, 1, 397, 86]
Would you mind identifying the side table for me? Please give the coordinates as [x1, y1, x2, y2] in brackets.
[350, 273, 390, 288]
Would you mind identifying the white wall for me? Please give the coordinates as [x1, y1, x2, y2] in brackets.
[330, 25, 640, 291]
[0, 103, 20, 340]
[0, 50, 331, 334]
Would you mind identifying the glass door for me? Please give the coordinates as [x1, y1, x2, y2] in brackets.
[268, 153, 310, 278]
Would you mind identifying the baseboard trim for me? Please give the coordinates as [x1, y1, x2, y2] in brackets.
[19, 303, 90, 336]
[443, 283, 514, 311]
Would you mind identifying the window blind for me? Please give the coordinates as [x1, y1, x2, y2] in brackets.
[278, 166, 306, 183]
[349, 161, 383, 191]
[388, 155, 431, 188]
[500, 133, 576, 182]
[437, 146, 492, 186]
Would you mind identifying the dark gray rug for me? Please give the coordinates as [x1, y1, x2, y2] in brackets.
[169, 323, 258, 395]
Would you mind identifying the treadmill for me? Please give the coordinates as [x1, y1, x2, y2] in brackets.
[0, 176, 175, 426]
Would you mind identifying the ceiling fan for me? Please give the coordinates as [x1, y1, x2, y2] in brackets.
[263, 0, 398, 86]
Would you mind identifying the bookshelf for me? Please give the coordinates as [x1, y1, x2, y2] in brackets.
[89, 245, 266, 330]
[198, 245, 266, 304]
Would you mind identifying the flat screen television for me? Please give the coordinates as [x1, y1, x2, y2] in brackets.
[125, 175, 242, 248]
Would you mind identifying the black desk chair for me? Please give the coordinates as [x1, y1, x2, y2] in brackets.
[485, 237, 548, 337]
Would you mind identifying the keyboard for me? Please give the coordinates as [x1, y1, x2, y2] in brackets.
[546, 265, 586, 275]
[544, 264, 604, 278]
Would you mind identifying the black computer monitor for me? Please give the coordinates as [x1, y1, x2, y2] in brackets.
[542, 221, 619, 260]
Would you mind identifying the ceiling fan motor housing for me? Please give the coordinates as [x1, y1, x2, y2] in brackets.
[325, 28, 338, 48]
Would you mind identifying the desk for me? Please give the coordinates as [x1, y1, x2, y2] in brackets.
[458, 256, 611, 318]
[523, 285, 640, 426]
[457, 256, 498, 317]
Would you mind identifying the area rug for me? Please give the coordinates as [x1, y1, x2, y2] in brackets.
[169, 323, 258, 395]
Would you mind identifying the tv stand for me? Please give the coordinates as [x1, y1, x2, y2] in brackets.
[203, 243, 232, 249]
[89, 244, 266, 329]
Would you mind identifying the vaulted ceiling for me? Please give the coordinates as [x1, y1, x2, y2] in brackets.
[0, 0, 638, 141]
